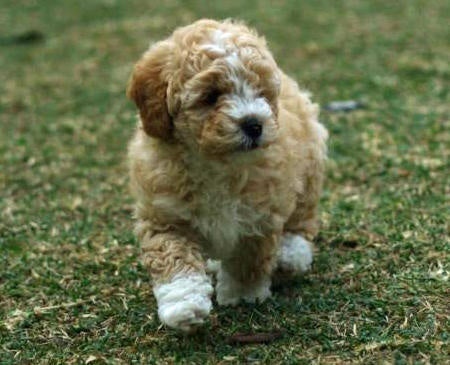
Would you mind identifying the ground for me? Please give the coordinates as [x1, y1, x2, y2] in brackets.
[1, 0, 449, 364]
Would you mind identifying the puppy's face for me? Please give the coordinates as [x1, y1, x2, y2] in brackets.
[128, 20, 281, 156]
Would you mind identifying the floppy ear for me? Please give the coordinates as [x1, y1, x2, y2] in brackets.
[127, 41, 174, 140]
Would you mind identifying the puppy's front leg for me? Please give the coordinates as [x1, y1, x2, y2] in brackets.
[140, 230, 213, 331]
[216, 236, 277, 306]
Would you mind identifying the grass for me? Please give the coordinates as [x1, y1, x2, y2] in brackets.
[1, 0, 449, 363]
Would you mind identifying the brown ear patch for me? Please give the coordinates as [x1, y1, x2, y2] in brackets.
[127, 41, 174, 140]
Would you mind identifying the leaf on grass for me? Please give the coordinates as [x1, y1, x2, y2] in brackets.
[324, 100, 365, 112]
[85, 355, 97, 364]
[0, 30, 45, 46]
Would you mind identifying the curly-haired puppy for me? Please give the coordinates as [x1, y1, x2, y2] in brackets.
[127, 19, 327, 331]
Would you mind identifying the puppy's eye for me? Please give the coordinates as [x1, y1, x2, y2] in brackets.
[204, 89, 221, 105]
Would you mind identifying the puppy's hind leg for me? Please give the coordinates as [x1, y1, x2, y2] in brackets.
[139, 228, 213, 332]
[276, 192, 320, 278]
[216, 236, 277, 306]
[276, 117, 326, 278]
[276, 233, 314, 276]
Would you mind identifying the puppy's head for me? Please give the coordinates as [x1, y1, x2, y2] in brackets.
[127, 19, 281, 156]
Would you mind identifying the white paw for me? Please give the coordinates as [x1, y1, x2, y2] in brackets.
[153, 273, 213, 332]
[216, 265, 271, 306]
[277, 234, 313, 273]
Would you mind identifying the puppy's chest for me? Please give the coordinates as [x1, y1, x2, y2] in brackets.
[189, 175, 268, 258]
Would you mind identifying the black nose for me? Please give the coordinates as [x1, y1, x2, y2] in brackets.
[241, 117, 262, 140]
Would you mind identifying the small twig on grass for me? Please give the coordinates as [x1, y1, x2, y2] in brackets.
[227, 331, 284, 345]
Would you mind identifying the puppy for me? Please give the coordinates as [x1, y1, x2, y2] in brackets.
[127, 19, 327, 331]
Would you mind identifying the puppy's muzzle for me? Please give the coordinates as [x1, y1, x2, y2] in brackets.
[241, 117, 263, 149]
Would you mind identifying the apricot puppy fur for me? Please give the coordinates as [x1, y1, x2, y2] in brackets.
[127, 19, 327, 331]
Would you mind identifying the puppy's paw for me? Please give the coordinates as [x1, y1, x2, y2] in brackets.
[216, 266, 271, 306]
[277, 234, 313, 274]
[153, 273, 213, 332]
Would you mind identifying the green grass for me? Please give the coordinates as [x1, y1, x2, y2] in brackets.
[1, 0, 449, 363]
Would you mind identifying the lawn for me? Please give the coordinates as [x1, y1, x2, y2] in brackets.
[1, 0, 449, 363]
